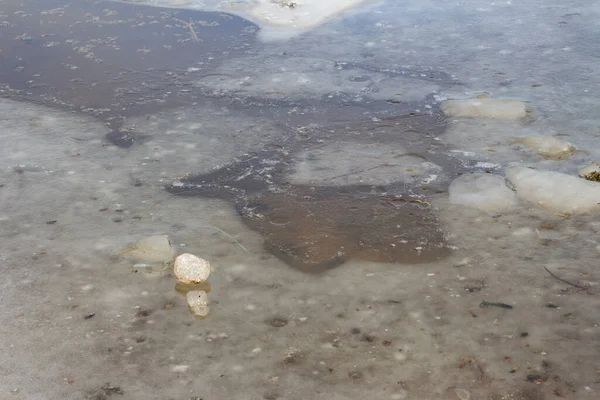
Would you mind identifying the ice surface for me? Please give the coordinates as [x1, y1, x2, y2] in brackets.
[123, 104, 283, 176]
[117, 234, 174, 262]
[512, 136, 576, 160]
[448, 173, 518, 213]
[441, 117, 592, 173]
[289, 142, 442, 186]
[191, 56, 442, 102]
[3, 78, 600, 400]
[3, 0, 600, 398]
[507, 167, 600, 215]
[442, 97, 527, 120]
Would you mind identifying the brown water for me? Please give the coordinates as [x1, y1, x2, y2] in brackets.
[167, 112, 459, 272]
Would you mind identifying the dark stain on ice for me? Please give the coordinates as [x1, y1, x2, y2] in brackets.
[167, 110, 460, 272]
[0, 0, 463, 272]
[0, 0, 257, 146]
[0, 0, 461, 148]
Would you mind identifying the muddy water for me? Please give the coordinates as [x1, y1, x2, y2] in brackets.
[2, 1, 600, 400]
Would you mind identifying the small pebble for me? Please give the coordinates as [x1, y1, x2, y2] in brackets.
[186, 290, 209, 317]
[174, 253, 210, 284]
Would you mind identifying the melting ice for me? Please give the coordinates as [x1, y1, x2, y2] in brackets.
[2, 0, 600, 399]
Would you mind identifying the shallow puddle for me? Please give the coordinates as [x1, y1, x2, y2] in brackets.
[239, 185, 451, 271]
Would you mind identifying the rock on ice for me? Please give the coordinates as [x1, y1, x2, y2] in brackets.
[579, 162, 600, 181]
[448, 173, 518, 213]
[186, 290, 209, 317]
[506, 167, 600, 214]
[512, 136, 575, 160]
[442, 97, 526, 120]
[174, 253, 211, 284]
[118, 235, 173, 263]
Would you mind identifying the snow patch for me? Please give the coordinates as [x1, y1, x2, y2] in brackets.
[114, 0, 375, 41]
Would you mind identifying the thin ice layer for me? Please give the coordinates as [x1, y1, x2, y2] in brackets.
[289, 142, 442, 186]
[448, 173, 518, 213]
[191, 56, 442, 102]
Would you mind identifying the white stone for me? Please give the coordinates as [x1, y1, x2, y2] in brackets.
[174, 253, 211, 284]
[448, 173, 518, 213]
[118, 235, 173, 263]
[442, 97, 526, 120]
[186, 290, 209, 317]
[579, 162, 600, 180]
[512, 136, 575, 160]
[506, 167, 600, 214]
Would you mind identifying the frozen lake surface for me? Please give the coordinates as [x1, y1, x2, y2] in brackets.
[1, 0, 600, 399]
